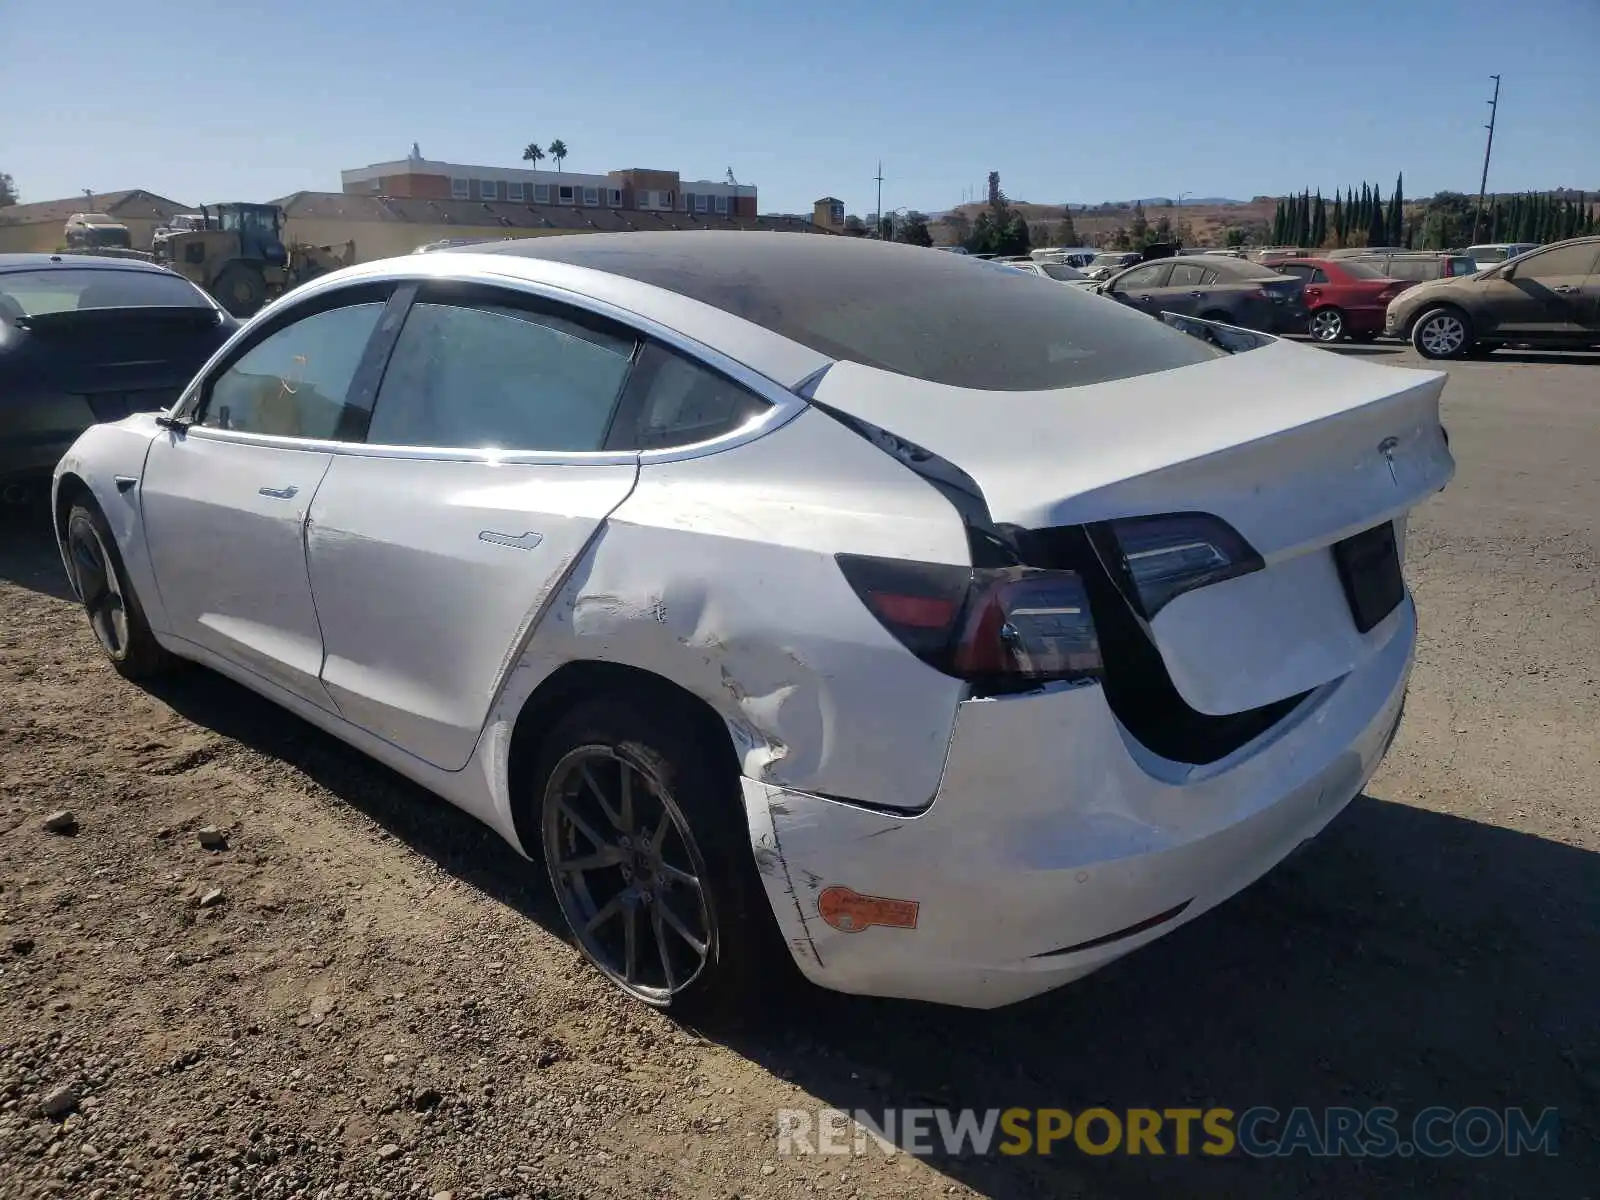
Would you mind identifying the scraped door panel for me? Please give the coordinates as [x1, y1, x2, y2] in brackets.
[305, 455, 639, 770]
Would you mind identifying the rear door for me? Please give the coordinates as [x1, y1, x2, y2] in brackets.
[1159, 260, 1215, 317]
[303, 283, 645, 771]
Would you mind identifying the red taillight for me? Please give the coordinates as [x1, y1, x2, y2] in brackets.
[836, 554, 1102, 692]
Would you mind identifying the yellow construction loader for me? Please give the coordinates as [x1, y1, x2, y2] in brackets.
[153, 203, 355, 316]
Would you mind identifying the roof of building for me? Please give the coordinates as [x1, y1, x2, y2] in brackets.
[0, 189, 193, 227]
[272, 192, 833, 235]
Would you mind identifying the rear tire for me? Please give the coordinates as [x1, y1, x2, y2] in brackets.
[64, 501, 174, 680]
[1308, 307, 1346, 343]
[1410, 306, 1473, 359]
[213, 263, 267, 317]
[533, 694, 775, 1024]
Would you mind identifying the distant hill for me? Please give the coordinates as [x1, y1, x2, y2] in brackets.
[937, 197, 1278, 247]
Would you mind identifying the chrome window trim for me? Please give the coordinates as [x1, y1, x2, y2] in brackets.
[169, 263, 813, 467]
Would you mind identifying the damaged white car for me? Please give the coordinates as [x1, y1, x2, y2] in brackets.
[51, 233, 1454, 1015]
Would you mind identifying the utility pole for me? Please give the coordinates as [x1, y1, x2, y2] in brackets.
[1471, 74, 1501, 245]
[873, 162, 884, 238]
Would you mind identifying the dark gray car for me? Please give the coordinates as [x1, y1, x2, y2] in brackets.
[1099, 255, 1308, 333]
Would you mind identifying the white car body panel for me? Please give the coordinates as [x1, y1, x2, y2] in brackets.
[141, 430, 337, 708]
[746, 595, 1413, 1009]
[477, 406, 973, 822]
[808, 341, 1451, 714]
[48, 237, 1458, 1009]
[305, 455, 640, 770]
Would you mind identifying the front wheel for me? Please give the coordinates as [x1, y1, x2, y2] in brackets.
[1308, 307, 1346, 343]
[212, 263, 267, 317]
[535, 696, 772, 1021]
[64, 501, 174, 679]
[1410, 307, 1473, 359]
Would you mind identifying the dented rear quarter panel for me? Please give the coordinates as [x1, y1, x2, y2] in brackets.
[478, 406, 975, 824]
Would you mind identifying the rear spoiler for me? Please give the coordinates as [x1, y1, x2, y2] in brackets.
[12, 305, 225, 334]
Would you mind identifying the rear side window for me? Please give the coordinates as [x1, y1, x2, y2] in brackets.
[368, 301, 637, 451]
[610, 343, 771, 450]
[1167, 262, 1210, 286]
[0, 267, 210, 316]
[201, 302, 384, 440]
[1384, 259, 1434, 282]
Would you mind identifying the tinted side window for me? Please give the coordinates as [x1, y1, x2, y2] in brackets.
[368, 302, 637, 451]
[1384, 259, 1432, 282]
[1275, 264, 1312, 281]
[1307, 268, 1329, 284]
[201, 302, 385, 439]
[611, 343, 771, 451]
[1516, 244, 1600, 278]
[1115, 263, 1170, 290]
[1168, 262, 1209, 286]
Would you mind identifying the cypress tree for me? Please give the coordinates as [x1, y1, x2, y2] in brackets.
[1387, 173, 1404, 245]
[1367, 183, 1387, 247]
[1330, 192, 1344, 247]
[1295, 189, 1310, 245]
[1311, 190, 1327, 247]
[1271, 199, 1284, 244]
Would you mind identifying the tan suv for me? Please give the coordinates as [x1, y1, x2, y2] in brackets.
[1383, 236, 1600, 359]
[1330, 249, 1479, 283]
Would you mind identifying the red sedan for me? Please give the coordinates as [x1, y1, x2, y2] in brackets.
[1273, 258, 1415, 343]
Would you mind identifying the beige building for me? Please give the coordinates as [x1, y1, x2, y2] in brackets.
[276, 190, 836, 264]
[0, 189, 192, 253]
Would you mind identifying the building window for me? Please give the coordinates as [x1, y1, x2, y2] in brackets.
[451, 178, 469, 199]
[608, 189, 622, 207]
[507, 181, 525, 202]
[478, 179, 498, 201]
[558, 184, 575, 205]
[694, 193, 708, 213]
[582, 186, 599, 206]
[715, 194, 729, 214]
[534, 184, 550, 203]
[665, 191, 674, 208]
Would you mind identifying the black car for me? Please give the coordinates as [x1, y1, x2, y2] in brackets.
[1, 254, 238, 492]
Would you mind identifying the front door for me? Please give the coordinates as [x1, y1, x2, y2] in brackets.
[1481, 242, 1600, 340]
[306, 285, 644, 770]
[141, 293, 393, 706]
[1106, 262, 1174, 317]
[1158, 260, 1217, 318]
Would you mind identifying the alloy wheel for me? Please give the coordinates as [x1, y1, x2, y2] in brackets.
[1417, 312, 1467, 357]
[542, 745, 714, 1004]
[1309, 309, 1344, 342]
[67, 519, 128, 658]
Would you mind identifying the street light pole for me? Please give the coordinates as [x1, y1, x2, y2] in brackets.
[874, 161, 884, 238]
[1471, 74, 1501, 245]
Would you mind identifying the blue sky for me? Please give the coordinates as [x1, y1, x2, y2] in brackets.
[2, 0, 1596, 216]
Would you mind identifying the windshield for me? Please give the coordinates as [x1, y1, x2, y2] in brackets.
[483, 234, 1228, 391]
[1090, 253, 1132, 267]
[1468, 246, 1509, 263]
[1039, 263, 1081, 280]
[0, 268, 212, 316]
[1338, 260, 1387, 279]
[218, 207, 280, 238]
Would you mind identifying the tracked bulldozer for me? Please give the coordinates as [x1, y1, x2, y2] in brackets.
[154, 203, 355, 316]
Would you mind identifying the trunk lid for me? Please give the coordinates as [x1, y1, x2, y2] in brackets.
[809, 338, 1454, 716]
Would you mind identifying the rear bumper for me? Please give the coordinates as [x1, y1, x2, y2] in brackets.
[744, 596, 1415, 1009]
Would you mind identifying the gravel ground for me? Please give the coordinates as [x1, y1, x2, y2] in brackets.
[1, 345, 1596, 1199]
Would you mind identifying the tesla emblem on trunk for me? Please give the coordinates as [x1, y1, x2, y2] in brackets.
[1378, 436, 1400, 485]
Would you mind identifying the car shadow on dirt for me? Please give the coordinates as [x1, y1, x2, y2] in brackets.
[126, 654, 1598, 1200]
[0, 496, 76, 602]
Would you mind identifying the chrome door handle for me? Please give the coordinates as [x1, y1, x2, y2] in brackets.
[1189, 291, 1205, 298]
[258, 485, 299, 499]
[1551, 285, 1576, 294]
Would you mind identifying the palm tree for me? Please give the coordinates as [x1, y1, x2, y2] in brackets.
[521, 143, 545, 168]
[548, 140, 568, 173]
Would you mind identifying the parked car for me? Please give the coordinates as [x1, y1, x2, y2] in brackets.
[1008, 260, 1088, 282]
[1098, 254, 1308, 333]
[1, 254, 237, 493]
[1272, 257, 1416, 343]
[1464, 242, 1541, 266]
[1081, 251, 1143, 280]
[1335, 250, 1479, 283]
[53, 233, 1453, 1016]
[1031, 247, 1098, 269]
[1384, 235, 1600, 358]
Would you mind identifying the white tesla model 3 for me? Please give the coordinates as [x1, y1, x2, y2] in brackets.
[50, 233, 1454, 1016]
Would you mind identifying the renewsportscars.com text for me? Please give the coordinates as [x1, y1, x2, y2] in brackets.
[776, 1106, 1560, 1159]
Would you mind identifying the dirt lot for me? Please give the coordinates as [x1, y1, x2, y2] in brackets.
[2, 346, 1597, 1200]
